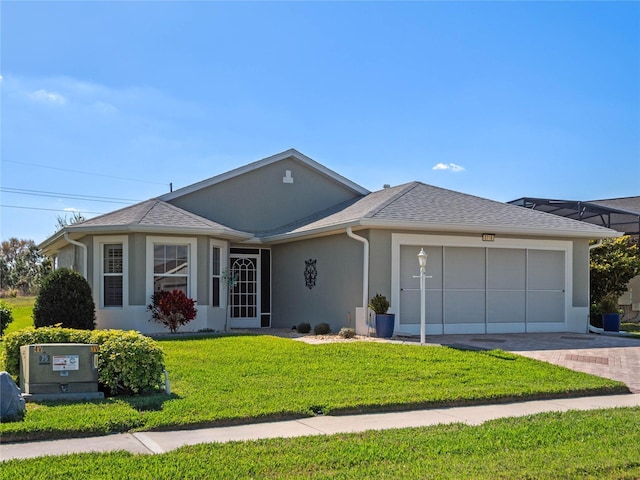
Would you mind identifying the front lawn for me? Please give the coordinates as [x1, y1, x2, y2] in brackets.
[0, 335, 626, 442]
[3, 407, 639, 478]
[1, 296, 35, 334]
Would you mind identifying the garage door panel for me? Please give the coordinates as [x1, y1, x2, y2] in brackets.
[527, 291, 565, 323]
[400, 289, 442, 325]
[487, 291, 526, 323]
[445, 247, 485, 289]
[400, 246, 442, 290]
[445, 290, 485, 324]
[487, 248, 526, 290]
[528, 250, 565, 290]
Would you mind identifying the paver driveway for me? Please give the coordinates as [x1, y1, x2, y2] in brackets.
[432, 332, 640, 393]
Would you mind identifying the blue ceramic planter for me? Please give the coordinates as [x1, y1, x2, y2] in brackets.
[602, 313, 621, 332]
[375, 313, 395, 338]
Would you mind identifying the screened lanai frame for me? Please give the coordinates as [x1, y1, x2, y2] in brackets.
[509, 197, 640, 245]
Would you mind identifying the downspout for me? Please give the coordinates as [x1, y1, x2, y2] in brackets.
[64, 232, 87, 279]
[346, 227, 369, 334]
[589, 239, 603, 251]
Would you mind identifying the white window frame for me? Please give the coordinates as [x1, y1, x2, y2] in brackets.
[93, 235, 129, 309]
[146, 236, 198, 302]
[210, 239, 228, 308]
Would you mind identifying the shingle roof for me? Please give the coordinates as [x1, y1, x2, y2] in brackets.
[65, 199, 251, 238]
[264, 182, 619, 240]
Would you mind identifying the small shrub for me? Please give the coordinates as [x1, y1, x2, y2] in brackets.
[1, 327, 164, 396]
[338, 327, 356, 339]
[148, 290, 197, 333]
[297, 322, 311, 334]
[0, 300, 14, 336]
[33, 268, 96, 330]
[369, 293, 390, 314]
[91, 330, 165, 395]
[313, 323, 331, 335]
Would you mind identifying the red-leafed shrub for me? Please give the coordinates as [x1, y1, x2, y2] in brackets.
[147, 290, 197, 333]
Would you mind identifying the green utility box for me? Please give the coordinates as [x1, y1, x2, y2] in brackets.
[20, 343, 103, 401]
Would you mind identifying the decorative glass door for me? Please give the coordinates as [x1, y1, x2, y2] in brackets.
[229, 255, 259, 328]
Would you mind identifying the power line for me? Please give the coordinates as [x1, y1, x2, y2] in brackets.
[1, 187, 141, 204]
[0, 204, 105, 215]
[3, 159, 169, 186]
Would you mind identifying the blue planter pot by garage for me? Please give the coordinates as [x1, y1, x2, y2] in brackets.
[375, 314, 395, 338]
[602, 313, 621, 332]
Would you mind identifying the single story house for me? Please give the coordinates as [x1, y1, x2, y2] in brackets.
[40, 149, 620, 335]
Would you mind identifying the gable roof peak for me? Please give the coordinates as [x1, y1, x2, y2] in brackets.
[160, 149, 369, 202]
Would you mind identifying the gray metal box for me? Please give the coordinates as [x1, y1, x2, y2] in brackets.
[20, 343, 99, 395]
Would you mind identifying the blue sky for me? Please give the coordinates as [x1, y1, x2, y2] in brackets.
[1, 1, 639, 243]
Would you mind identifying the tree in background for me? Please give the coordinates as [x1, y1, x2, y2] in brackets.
[33, 268, 96, 330]
[55, 211, 86, 230]
[590, 236, 640, 309]
[0, 238, 52, 296]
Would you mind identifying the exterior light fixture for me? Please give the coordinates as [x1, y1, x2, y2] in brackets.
[418, 248, 428, 272]
[416, 248, 430, 345]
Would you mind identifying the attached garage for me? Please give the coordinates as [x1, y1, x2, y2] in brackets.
[392, 234, 571, 335]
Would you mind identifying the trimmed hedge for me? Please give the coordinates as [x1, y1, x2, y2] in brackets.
[1, 327, 165, 396]
[33, 268, 96, 330]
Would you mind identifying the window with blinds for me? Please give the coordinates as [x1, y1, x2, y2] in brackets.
[103, 243, 123, 307]
[212, 246, 221, 307]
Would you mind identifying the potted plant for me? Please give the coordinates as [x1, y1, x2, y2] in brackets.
[590, 236, 640, 332]
[599, 295, 621, 332]
[369, 293, 395, 338]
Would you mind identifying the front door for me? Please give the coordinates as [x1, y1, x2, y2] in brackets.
[229, 254, 260, 328]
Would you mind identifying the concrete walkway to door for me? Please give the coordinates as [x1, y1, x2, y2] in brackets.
[429, 332, 640, 393]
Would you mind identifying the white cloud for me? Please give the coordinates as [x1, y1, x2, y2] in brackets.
[29, 89, 67, 105]
[432, 162, 465, 173]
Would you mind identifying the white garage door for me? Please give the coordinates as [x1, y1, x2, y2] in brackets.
[398, 245, 566, 335]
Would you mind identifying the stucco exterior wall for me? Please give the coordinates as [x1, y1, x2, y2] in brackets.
[89, 232, 228, 334]
[368, 229, 392, 302]
[168, 157, 362, 234]
[130, 233, 147, 306]
[56, 241, 89, 275]
[572, 239, 590, 307]
[271, 233, 363, 330]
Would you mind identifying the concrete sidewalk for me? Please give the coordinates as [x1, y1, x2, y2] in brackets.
[2, 393, 640, 462]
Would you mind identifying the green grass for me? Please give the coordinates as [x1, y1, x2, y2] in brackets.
[1, 296, 35, 334]
[0, 335, 625, 442]
[2, 407, 639, 479]
[621, 322, 640, 337]
[0, 296, 36, 362]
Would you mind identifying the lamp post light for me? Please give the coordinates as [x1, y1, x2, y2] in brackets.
[417, 248, 429, 345]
